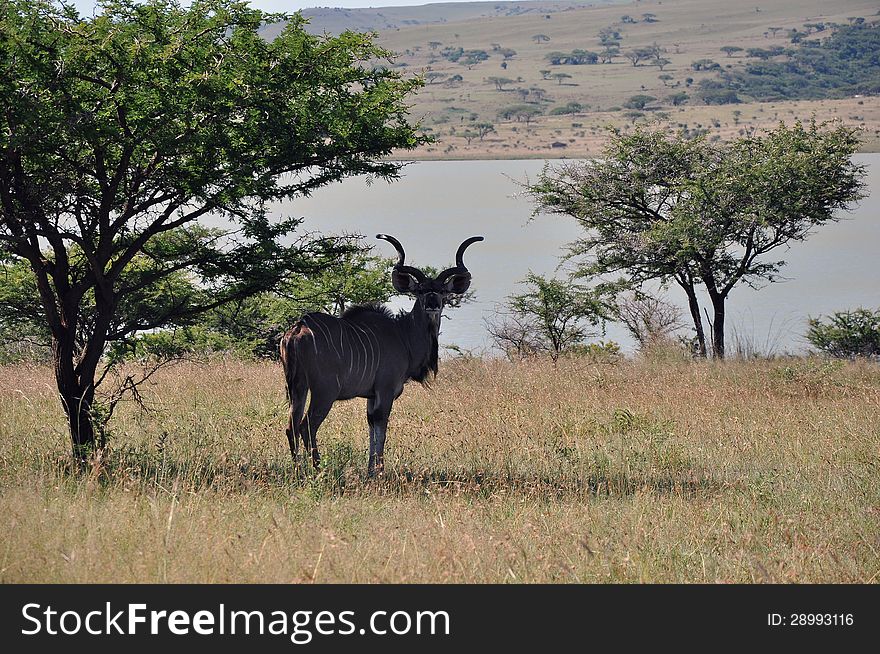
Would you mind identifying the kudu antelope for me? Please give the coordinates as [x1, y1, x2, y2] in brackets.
[280, 234, 483, 476]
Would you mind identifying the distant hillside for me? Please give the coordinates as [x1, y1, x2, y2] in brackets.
[259, 2, 622, 38]
[261, 0, 880, 159]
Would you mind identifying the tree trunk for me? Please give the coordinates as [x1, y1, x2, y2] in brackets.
[51, 315, 108, 459]
[58, 382, 98, 459]
[709, 292, 726, 359]
[679, 280, 707, 358]
[54, 344, 99, 459]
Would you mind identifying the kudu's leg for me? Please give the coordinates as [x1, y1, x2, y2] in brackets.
[302, 398, 333, 469]
[286, 386, 307, 461]
[367, 396, 393, 477]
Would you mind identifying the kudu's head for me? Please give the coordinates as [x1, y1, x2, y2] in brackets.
[377, 234, 483, 332]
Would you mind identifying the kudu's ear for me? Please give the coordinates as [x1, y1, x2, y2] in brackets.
[391, 269, 419, 293]
[444, 272, 472, 295]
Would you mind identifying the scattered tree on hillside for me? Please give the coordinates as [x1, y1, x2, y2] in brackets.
[549, 102, 585, 115]
[598, 27, 622, 46]
[625, 48, 656, 66]
[721, 45, 744, 57]
[691, 58, 721, 71]
[487, 76, 515, 91]
[600, 45, 620, 64]
[624, 95, 657, 110]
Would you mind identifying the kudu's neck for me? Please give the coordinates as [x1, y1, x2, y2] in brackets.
[402, 298, 439, 382]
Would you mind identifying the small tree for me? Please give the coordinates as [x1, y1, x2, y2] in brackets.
[552, 72, 573, 85]
[487, 273, 610, 360]
[499, 48, 517, 61]
[599, 46, 619, 64]
[721, 45, 744, 57]
[474, 123, 497, 141]
[524, 122, 865, 359]
[625, 50, 644, 66]
[807, 309, 880, 359]
[624, 95, 657, 110]
[613, 291, 684, 348]
[487, 76, 515, 91]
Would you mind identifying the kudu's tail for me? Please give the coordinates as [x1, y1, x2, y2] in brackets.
[280, 323, 310, 459]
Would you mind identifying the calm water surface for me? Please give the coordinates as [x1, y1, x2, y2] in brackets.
[265, 154, 879, 355]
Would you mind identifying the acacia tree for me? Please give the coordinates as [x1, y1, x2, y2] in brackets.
[0, 0, 425, 457]
[525, 122, 865, 358]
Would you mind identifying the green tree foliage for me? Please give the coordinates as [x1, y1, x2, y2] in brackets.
[111, 247, 396, 361]
[459, 49, 490, 67]
[807, 309, 880, 359]
[551, 72, 572, 85]
[726, 24, 880, 100]
[487, 76, 515, 91]
[546, 50, 598, 65]
[624, 95, 657, 110]
[625, 48, 656, 66]
[691, 58, 721, 71]
[697, 81, 741, 105]
[549, 102, 585, 115]
[498, 105, 543, 123]
[0, 0, 425, 456]
[524, 122, 865, 359]
[486, 273, 610, 360]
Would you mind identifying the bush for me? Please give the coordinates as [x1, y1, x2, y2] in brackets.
[549, 102, 584, 115]
[806, 308, 880, 359]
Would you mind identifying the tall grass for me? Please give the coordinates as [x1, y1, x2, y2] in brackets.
[1, 357, 878, 583]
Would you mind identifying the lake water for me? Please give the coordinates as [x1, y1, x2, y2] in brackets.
[267, 154, 879, 355]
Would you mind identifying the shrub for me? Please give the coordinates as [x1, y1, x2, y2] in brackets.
[806, 308, 880, 359]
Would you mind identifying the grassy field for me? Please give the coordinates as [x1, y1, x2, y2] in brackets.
[1, 355, 878, 583]
[325, 0, 880, 158]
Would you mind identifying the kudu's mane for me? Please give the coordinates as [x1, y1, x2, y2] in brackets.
[341, 303, 438, 386]
[341, 303, 394, 320]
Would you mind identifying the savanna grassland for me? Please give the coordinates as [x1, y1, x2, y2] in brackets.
[1, 356, 878, 583]
[293, 0, 880, 159]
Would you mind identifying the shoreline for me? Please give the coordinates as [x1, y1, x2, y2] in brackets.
[389, 142, 880, 163]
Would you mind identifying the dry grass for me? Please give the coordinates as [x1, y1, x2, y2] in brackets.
[1, 356, 879, 583]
